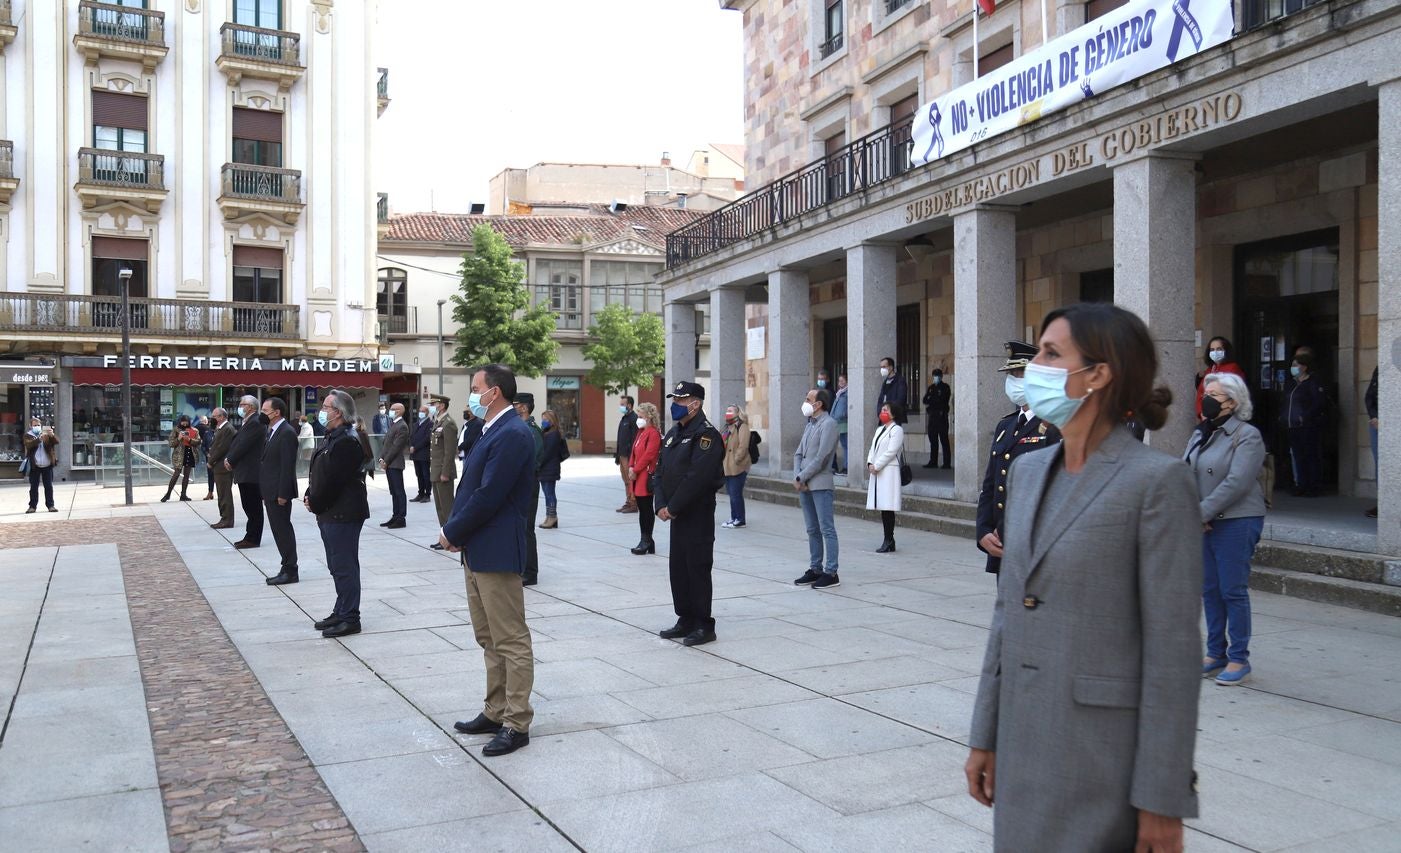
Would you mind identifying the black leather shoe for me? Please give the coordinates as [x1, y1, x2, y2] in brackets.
[682, 627, 717, 647]
[630, 539, 655, 555]
[313, 614, 341, 630]
[659, 622, 690, 640]
[266, 572, 299, 586]
[322, 620, 360, 638]
[430, 542, 444, 550]
[233, 540, 260, 550]
[922, 462, 938, 469]
[386, 518, 406, 529]
[876, 539, 894, 554]
[482, 727, 529, 757]
[379, 519, 393, 527]
[454, 713, 504, 735]
[522, 574, 538, 586]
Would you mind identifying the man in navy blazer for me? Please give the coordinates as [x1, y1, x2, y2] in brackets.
[440, 363, 538, 757]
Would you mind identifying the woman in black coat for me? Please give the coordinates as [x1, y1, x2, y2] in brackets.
[303, 390, 370, 638]
[537, 408, 570, 529]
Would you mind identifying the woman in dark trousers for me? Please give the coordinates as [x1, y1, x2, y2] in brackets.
[628, 403, 662, 555]
[1284, 352, 1326, 496]
[23, 418, 59, 513]
[163, 415, 198, 502]
[537, 409, 570, 529]
[303, 390, 370, 638]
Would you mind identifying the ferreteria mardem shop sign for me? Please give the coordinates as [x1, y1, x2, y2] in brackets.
[96, 355, 383, 372]
[910, 0, 1235, 168]
[64, 353, 395, 389]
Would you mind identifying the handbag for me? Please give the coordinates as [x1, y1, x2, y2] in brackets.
[899, 452, 913, 487]
[18, 457, 30, 476]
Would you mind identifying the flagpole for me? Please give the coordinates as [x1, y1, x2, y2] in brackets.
[972, 0, 979, 78]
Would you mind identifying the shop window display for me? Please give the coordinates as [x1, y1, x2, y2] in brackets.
[0, 386, 25, 463]
[71, 386, 166, 467]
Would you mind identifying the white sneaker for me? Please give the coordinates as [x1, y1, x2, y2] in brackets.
[721, 520, 737, 529]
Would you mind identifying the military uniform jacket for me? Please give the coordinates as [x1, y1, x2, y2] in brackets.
[429, 413, 459, 481]
[654, 413, 724, 518]
[976, 409, 1061, 574]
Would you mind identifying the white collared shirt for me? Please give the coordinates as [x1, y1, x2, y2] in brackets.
[478, 405, 513, 437]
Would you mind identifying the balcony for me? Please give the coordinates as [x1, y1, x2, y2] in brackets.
[215, 22, 304, 90]
[818, 32, 843, 60]
[0, 293, 301, 341]
[0, 141, 17, 207]
[218, 163, 304, 223]
[75, 148, 168, 213]
[74, 1, 168, 70]
[0, 0, 16, 54]
[885, 0, 913, 12]
[377, 67, 391, 116]
[666, 116, 914, 268]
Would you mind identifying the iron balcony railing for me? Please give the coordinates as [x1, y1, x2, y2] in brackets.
[819, 32, 844, 59]
[377, 192, 389, 224]
[0, 293, 300, 339]
[666, 117, 915, 268]
[219, 21, 301, 65]
[379, 313, 409, 334]
[78, 0, 166, 46]
[885, 0, 913, 13]
[77, 148, 166, 191]
[1240, 0, 1325, 30]
[0, 0, 12, 27]
[221, 162, 302, 204]
[0, 140, 12, 180]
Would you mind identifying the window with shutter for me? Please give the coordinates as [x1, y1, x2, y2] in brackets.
[232, 108, 284, 166]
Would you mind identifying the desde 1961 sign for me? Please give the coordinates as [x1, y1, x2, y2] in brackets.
[910, 0, 1235, 168]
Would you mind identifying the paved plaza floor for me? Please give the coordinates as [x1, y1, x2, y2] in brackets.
[2, 457, 1401, 852]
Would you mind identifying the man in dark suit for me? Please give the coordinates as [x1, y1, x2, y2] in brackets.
[975, 341, 1061, 575]
[614, 395, 639, 513]
[458, 408, 483, 461]
[876, 356, 909, 425]
[921, 368, 952, 469]
[224, 394, 266, 548]
[260, 396, 300, 585]
[442, 364, 538, 758]
[207, 407, 237, 530]
[409, 404, 433, 502]
[376, 402, 411, 529]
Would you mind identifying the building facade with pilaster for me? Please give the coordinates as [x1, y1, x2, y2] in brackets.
[660, 0, 1401, 555]
[0, 0, 386, 480]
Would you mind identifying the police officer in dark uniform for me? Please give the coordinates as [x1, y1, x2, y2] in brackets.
[975, 341, 1062, 575]
[654, 381, 725, 647]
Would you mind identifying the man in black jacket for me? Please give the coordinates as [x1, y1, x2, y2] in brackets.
[1367, 366, 1378, 518]
[304, 389, 370, 637]
[260, 397, 300, 585]
[614, 395, 639, 513]
[458, 408, 483, 461]
[409, 404, 433, 502]
[224, 395, 267, 549]
[921, 368, 952, 469]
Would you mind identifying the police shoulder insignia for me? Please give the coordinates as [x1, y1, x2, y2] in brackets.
[664, 435, 674, 447]
[699, 436, 712, 451]
[1038, 422, 1047, 435]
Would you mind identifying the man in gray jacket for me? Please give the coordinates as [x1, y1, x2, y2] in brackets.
[792, 386, 841, 589]
[377, 403, 410, 529]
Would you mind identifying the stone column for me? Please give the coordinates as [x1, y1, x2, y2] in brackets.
[1112, 153, 1198, 457]
[709, 286, 747, 419]
[26, 0, 64, 291]
[953, 207, 1019, 502]
[768, 269, 811, 477]
[664, 300, 699, 424]
[846, 243, 899, 490]
[1376, 80, 1401, 555]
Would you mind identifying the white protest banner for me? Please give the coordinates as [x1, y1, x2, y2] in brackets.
[911, 0, 1235, 168]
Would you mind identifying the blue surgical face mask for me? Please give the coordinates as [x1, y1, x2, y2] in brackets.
[670, 402, 689, 422]
[417, 411, 427, 421]
[618, 405, 627, 414]
[428, 405, 438, 419]
[30, 426, 41, 435]
[816, 379, 827, 388]
[1023, 362, 1094, 429]
[541, 420, 552, 430]
[1004, 374, 1027, 408]
[1290, 365, 1302, 378]
[317, 410, 330, 427]
[468, 391, 489, 420]
[933, 376, 942, 385]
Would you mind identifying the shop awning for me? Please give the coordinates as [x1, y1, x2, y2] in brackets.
[71, 368, 384, 389]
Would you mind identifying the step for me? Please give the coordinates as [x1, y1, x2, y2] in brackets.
[744, 476, 1399, 615]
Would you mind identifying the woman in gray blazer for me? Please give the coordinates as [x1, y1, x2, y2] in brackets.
[1187, 372, 1266, 686]
[966, 303, 1201, 853]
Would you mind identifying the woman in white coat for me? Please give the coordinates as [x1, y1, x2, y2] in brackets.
[867, 401, 906, 553]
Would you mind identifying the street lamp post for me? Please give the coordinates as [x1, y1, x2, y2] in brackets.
[118, 266, 134, 506]
[436, 299, 446, 396]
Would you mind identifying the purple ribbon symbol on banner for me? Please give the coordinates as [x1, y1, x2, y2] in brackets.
[1166, 0, 1204, 62]
[923, 103, 944, 162]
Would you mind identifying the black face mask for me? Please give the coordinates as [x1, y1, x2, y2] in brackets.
[1201, 395, 1225, 421]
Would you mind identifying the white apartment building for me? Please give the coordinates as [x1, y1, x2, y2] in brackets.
[0, 0, 384, 478]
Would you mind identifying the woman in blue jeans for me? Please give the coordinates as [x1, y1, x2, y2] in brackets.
[1184, 372, 1267, 685]
[721, 405, 752, 528]
[537, 409, 569, 529]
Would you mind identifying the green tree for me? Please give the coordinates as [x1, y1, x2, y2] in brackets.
[582, 303, 665, 397]
[449, 224, 558, 377]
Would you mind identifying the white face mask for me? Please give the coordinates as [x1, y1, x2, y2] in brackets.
[879, 367, 890, 378]
[635, 416, 647, 430]
[1209, 349, 1226, 364]
[1004, 374, 1028, 408]
[801, 401, 816, 418]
